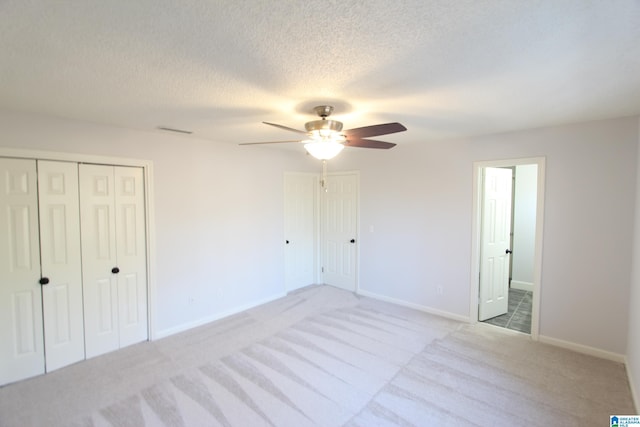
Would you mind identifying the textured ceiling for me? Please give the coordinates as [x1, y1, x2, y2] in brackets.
[1, 0, 640, 148]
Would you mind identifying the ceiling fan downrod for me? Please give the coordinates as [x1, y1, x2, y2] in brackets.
[314, 105, 333, 118]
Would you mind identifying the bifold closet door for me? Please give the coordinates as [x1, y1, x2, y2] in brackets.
[37, 160, 85, 372]
[113, 167, 148, 348]
[0, 158, 44, 385]
[80, 164, 148, 359]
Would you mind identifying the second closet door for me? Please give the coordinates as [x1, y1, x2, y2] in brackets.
[38, 160, 85, 371]
[80, 164, 147, 359]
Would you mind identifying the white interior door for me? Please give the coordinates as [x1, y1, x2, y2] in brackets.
[479, 167, 513, 321]
[322, 173, 358, 291]
[80, 164, 120, 358]
[38, 160, 85, 372]
[80, 164, 148, 358]
[284, 173, 317, 292]
[0, 158, 44, 385]
[114, 166, 148, 348]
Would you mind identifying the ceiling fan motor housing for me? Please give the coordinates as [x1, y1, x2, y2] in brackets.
[305, 105, 344, 136]
[304, 119, 343, 133]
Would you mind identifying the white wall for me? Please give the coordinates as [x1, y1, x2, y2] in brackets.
[1, 109, 637, 357]
[511, 164, 537, 290]
[0, 109, 319, 336]
[332, 115, 638, 355]
[626, 116, 640, 408]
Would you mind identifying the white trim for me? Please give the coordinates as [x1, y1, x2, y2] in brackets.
[0, 146, 151, 167]
[143, 163, 158, 340]
[476, 321, 531, 337]
[363, 283, 628, 366]
[510, 280, 533, 292]
[155, 291, 287, 339]
[625, 356, 640, 411]
[358, 289, 471, 323]
[0, 147, 158, 340]
[470, 157, 546, 340]
[539, 334, 625, 363]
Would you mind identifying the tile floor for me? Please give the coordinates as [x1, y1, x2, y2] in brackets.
[482, 288, 532, 333]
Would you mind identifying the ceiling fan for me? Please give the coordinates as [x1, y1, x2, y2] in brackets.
[240, 105, 407, 160]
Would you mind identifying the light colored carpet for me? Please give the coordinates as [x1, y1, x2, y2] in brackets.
[0, 285, 635, 426]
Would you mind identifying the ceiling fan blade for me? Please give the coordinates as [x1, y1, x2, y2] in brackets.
[263, 122, 308, 134]
[344, 122, 407, 139]
[344, 138, 397, 149]
[239, 140, 302, 145]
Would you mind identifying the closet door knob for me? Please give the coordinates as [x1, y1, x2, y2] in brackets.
[39, 277, 50, 285]
[350, 239, 356, 243]
[111, 267, 120, 274]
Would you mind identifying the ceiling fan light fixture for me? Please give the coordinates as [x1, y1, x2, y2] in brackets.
[304, 140, 344, 160]
[309, 129, 346, 141]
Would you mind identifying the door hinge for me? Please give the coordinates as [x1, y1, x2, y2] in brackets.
[321, 266, 324, 273]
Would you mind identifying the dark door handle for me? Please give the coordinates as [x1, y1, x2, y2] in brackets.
[112, 267, 120, 274]
[350, 239, 356, 243]
[39, 277, 50, 285]
[505, 249, 512, 254]
[286, 240, 290, 244]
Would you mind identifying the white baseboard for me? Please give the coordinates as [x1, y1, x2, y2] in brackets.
[511, 280, 533, 292]
[356, 289, 471, 323]
[357, 289, 627, 364]
[538, 334, 625, 363]
[625, 356, 640, 412]
[154, 291, 287, 340]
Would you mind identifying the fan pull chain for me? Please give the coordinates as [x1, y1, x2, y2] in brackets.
[321, 160, 328, 192]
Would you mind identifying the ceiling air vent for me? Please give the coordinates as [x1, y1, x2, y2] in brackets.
[157, 126, 193, 135]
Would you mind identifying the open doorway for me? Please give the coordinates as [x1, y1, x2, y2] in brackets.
[470, 157, 546, 339]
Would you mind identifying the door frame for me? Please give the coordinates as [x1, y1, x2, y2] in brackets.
[470, 157, 545, 339]
[0, 147, 157, 340]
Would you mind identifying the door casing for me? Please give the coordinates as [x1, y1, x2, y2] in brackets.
[470, 157, 546, 339]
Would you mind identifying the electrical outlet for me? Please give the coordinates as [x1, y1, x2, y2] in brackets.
[436, 285, 443, 295]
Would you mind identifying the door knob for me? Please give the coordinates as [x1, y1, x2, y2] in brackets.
[39, 277, 50, 285]
[350, 239, 356, 243]
[111, 267, 120, 274]
[286, 240, 290, 244]
[505, 249, 512, 254]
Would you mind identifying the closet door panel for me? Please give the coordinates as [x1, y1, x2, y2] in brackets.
[38, 160, 85, 372]
[80, 164, 119, 358]
[0, 158, 44, 385]
[115, 167, 148, 347]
